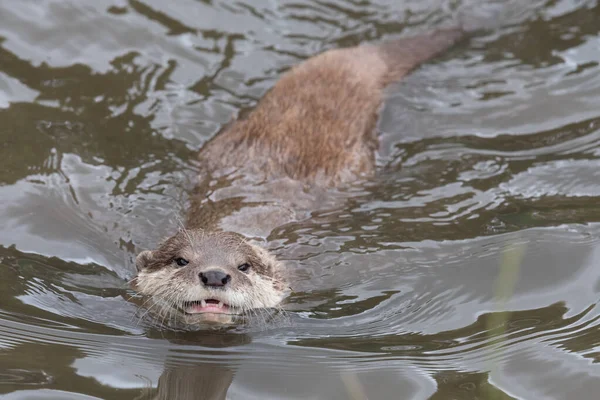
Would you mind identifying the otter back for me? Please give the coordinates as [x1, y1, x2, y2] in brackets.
[198, 28, 467, 186]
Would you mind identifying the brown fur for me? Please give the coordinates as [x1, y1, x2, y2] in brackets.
[198, 28, 466, 186]
[133, 27, 470, 325]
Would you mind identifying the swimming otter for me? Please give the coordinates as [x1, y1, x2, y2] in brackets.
[132, 26, 470, 325]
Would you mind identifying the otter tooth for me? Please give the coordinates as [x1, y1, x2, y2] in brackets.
[217, 301, 224, 308]
[201, 299, 207, 308]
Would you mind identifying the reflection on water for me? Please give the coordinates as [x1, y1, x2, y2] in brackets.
[1, 0, 600, 398]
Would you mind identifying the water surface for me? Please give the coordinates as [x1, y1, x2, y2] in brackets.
[1, 0, 600, 399]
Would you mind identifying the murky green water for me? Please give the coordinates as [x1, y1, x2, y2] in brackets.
[1, 0, 600, 399]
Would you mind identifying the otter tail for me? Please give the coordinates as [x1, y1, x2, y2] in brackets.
[377, 28, 467, 85]
[377, 0, 539, 85]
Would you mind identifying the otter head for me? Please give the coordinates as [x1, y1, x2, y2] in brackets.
[132, 229, 287, 326]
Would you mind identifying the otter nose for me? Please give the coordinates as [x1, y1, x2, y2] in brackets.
[199, 270, 231, 287]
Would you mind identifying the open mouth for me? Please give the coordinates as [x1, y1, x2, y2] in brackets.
[183, 299, 232, 314]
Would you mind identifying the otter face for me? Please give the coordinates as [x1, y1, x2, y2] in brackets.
[132, 229, 287, 326]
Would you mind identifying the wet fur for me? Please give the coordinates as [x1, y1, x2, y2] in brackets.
[198, 28, 466, 186]
[134, 27, 470, 325]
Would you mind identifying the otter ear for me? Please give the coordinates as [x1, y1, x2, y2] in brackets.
[135, 250, 154, 272]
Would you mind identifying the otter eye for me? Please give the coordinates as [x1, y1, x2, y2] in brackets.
[237, 263, 251, 272]
[175, 257, 189, 267]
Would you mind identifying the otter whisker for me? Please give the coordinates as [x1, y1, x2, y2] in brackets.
[135, 294, 166, 326]
[157, 290, 180, 328]
[136, 281, 182, 327]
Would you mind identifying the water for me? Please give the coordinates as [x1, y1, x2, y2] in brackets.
[1, 0, 600, 398]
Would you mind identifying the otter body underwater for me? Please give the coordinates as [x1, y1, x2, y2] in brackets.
[132, 26, 472, 326]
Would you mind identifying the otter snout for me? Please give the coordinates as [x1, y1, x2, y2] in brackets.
[200, 269, 231, 287]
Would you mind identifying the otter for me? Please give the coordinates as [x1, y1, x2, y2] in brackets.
[131, 26, 471, 325]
